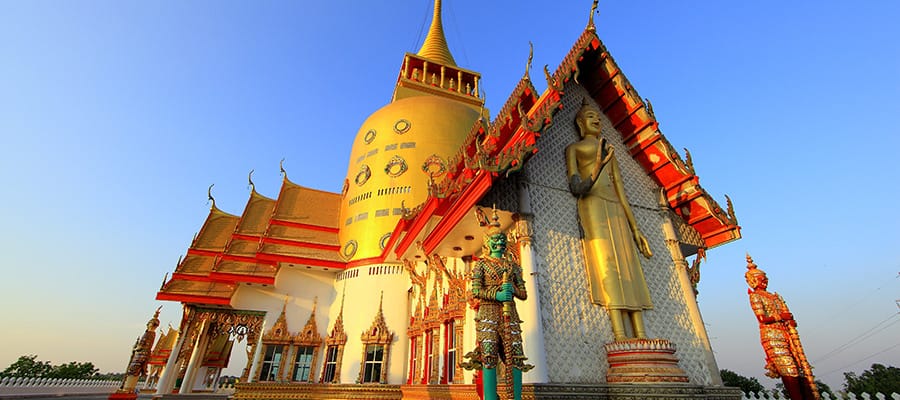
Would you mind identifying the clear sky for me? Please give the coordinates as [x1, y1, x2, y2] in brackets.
[1, 0, 897, 391]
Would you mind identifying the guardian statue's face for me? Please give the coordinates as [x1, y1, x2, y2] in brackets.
[486, 232, 507, 257]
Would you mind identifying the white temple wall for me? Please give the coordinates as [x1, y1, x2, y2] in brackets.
[520, 83, 718, 385]
[232, 268, 338, 330]
[331, 263, 408, 384]
[231, 267, 338, 380]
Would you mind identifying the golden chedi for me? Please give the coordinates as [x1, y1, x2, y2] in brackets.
[338, 0, 483, 262]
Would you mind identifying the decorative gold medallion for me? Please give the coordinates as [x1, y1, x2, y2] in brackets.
[384, 155, 408, 177]
[355, 164, 371, 186]
[342, 240, 358, 258]
[364, 129, 377, 144]
[421, 154, 447, 177]
[393, 119, 411, 134]
[379, 233, 392, 250]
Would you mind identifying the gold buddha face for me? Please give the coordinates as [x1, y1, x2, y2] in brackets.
[576, 109, 602, 138]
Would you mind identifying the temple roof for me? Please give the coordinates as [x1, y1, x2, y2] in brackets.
[157, 204, 240, 304]
[387, 21, 740, 261]
[257, 177, 342, 268]
[157, 175, 343, 306]
[210, 188, 278, 285]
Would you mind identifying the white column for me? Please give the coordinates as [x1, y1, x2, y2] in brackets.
[179, 320, 210, 394]
[155, 323, 187, 395]
[514, 214, 549, 383]
[246, 323, 266, 383]
[659, 198, 722, 386]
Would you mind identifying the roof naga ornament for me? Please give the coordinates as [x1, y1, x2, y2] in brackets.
[247, 169, 255, 192]
[207, 184, 216, 210]
[524, 41, 533, 80]
[587, 0, 599, 31]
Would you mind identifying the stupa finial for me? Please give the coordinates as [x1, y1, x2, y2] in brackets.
[417, 0, 456, 66]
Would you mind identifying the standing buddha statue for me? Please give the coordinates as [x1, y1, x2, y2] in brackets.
[565, 97, 654, 341]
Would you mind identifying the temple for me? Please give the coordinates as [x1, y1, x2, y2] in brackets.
[142, 1, 742, 399]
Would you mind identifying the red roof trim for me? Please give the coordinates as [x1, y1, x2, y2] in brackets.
[209, 272, 275, 285]
[423, 171, 492, 254]
[171, 273, 215, 282]
[231, 233, 262, 242]
[269, 219, 339, 233]
[255, 252, 346, 269]
[261, 236, 340, 252]
[346, 256, 386, 269]
[155, 292, 231, 305]
[217, 253, 276, 265]
[393, 198, 441, 257]
[186, 248, 221, 258]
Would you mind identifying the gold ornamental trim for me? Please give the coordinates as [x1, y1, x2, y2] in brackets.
[421, 154, 447, 178]
[393, 119, 411, 134]
[384, 155, 408, 177]
[364, 129, 377, 144]
[342, 240, 358, 259]
[355, 165, 371, 186]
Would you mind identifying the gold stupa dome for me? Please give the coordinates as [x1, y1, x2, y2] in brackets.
[338, 95, 479, 261]
[337, 0, 484, 263]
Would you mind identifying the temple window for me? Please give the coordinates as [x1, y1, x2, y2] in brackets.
[321, 306, 347, 384]
[290, 346, 315, 382]
[257, 304, 293, 382]
[357, 294, 393, 384]
[361, 344, 385, 383]
[444, 319, 458, 383]
[286, 303, 323, 383]
[258, 344, 284, 381]
[321, 345, 339, 383]
[423, 329, 433, 383]
[407, 336, 418, 384]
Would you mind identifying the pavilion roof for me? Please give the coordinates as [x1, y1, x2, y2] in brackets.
[157, 175, 344, 307]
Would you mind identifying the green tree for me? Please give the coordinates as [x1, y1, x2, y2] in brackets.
[776, 379, 834, 398]
[843, 363, 900, 396]
[46, 362, 99, 379]
[721, 368, 765, 394]
[1, 355, 53, 378]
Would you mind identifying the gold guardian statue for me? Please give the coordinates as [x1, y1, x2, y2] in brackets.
[565, 97, 653, 341]
[745, 255, 819, 400]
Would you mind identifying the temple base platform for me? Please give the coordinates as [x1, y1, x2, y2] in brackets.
[605, 338, 691, 384]
[230, 383, 741, 400]
[108, 392, 137, 400]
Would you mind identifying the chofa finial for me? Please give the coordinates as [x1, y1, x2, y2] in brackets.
[207, 184, 216, 210]
[248, 169, 256, 192]
[587, 0, 599, 30]
[524, 41, 534, 79]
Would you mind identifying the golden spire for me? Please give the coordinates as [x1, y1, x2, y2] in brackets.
[417, 0, 456, 66]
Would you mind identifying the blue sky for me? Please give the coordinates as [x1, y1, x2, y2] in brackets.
[1, 0, 897, 390]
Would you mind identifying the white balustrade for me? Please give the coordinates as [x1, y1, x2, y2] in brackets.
[743, 391, 900, 400]
[0, 377, 120, 396]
